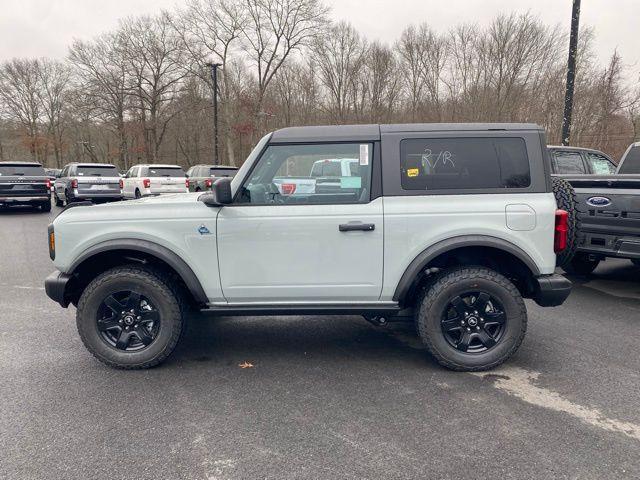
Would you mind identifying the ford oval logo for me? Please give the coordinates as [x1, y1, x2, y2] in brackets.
[586, 196, 612, 207]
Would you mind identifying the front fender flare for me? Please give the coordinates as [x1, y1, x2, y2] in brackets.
[68, 238, 209, 305]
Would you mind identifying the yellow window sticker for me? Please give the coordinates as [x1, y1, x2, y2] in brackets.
[407, 168, 419, 177]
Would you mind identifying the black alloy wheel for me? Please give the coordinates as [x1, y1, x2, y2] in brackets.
[440, 292, 506, 353]
[96, 291, 160, 351]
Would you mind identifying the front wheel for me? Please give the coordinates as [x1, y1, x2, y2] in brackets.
[415, 266, 527, 371]
[76, 265, 185, 369]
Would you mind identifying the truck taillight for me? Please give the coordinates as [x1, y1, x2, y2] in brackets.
[46, 179, 51, 189]
[205, 179, 212, 188]
[119, 179, 124, 189]
[280, 183, 297, 195]
[186, 179, 190, 188]
[554, 209, 568, 253]
[71, 179, 78, 189]
[143, 178, 151, 188]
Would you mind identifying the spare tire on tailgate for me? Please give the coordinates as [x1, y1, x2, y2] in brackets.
[551, 177, 579, 268]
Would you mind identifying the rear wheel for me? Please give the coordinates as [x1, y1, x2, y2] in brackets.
[76, 265, 185, 369]
[415, 266, 527, 371]
[552, 177, 579, 268]
[54, 192, 63, 207]
[563, 252, 600, 275]
[135, 189, 141, 199]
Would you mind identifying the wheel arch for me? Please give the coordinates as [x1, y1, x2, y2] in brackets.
[65, 239, 208, 307]
[393, 235, 541, 306]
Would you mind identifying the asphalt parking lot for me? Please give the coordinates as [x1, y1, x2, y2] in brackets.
[1, 204, 639, 480]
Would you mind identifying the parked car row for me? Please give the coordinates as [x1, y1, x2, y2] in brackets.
[1, 161, 239, 211]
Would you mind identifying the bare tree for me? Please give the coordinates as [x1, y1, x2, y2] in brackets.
[120, 14, 188, 162]
[37, 59, 71, 167]
[311, 21, 366, 123]
[69, 32, 133, 167]
[240, 0, 329, 118]
[0, 59, 43, 161]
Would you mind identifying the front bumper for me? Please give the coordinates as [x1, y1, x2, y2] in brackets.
[532, 274, 572, 307]
[44, 271, 72, 307]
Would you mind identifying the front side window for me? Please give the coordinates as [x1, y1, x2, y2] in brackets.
[237, 143, 372, 205]
[553, 151, 586, 174]
[400, 137, 530, 190]
[586, 153, 616, 174]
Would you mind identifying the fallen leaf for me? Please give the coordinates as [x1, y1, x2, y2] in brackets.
[238, 361, 254, 369]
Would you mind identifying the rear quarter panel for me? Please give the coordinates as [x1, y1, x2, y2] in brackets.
[381, 193, 558, 300]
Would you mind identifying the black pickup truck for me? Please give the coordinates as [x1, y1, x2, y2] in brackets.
[549, 145, 640, 274]
[0, 162, 51, 212]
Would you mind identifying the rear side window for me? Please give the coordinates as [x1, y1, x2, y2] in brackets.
[585, 152, 616, 174]
[148, 167, 185, 177]
[210, 167, 237, 177]
[0, 164, 45, 176]
[553, 151, 586, 174]
[400, 137, 530, 190]
[618, 145, 640, 174]
[76, 165, 119, 177]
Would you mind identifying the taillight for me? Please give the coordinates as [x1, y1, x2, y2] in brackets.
[280, 183, 297, 195]
[554, 209, 568, 253]
[119, 179, 124, 189]
[143, 178, 151, 188]
[71, 179, 78, 189]
[205, 179, 212, 188]
[45, 179, 51, 189]
[186, 179, 190, 188]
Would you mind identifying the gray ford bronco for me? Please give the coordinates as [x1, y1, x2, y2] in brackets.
[45, 124, 572, 371]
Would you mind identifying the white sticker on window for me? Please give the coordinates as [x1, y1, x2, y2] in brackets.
[359, 144, 369, 166]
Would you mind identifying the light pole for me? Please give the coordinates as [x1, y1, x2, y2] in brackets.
[561, 0, 581, 145]
[207, 62, 222, 164]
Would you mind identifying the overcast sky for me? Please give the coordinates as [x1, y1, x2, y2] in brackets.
[0, 0, 638, 81]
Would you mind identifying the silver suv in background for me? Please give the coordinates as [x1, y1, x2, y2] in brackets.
[53, 163, 122, 206]
[122, 164, 188, 199]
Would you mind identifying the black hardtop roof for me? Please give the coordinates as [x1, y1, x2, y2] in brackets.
[271, 123, 543, 143]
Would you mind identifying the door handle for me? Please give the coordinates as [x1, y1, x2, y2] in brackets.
[339, 223, 375, 232]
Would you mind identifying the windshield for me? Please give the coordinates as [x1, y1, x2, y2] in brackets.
[231, 133, 272, 196]
[618, 145, 640, 174]
[0, 164, 45, 176]
[147, 167, 185, 177]
[77, 165, 119, 177]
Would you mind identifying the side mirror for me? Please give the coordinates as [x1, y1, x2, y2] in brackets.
[199, 177, 232, 207]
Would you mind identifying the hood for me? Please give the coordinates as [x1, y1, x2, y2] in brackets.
[54, 193, 214, 225]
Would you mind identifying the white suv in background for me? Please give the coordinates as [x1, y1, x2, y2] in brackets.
[122, 164, 188, 199]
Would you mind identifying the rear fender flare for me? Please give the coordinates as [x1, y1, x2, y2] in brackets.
[392, 235, 541, 304]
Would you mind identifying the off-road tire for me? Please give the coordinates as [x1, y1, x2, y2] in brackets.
[40, 200, 51, 212]
[562, 252, 600, 275]
[76, 265, 186, 369]
[416, 266, 527, 372]
[552, 177, 579, 268]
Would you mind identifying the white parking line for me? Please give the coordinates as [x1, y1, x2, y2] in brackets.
[473, 366, 640, 442]
[0, 283, 45, 291]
